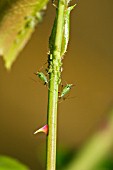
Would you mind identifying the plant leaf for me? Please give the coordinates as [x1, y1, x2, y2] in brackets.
[60, 4, 76, 57]
[0, 0, 49, 70]
[0, 155, 29, 170]
[56, 147, 76, 169]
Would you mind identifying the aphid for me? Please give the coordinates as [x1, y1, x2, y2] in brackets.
[59, 84, 74, 99]
[52, 0, 55, 4]
[34, 72, 48, 86]
[24, 16, 36, 29]
[52, 0, 57, 8]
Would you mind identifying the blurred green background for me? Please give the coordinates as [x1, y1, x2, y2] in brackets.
[0, 0, 113, 169]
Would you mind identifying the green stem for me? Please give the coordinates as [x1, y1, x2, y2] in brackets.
[46, 0, 66, 170]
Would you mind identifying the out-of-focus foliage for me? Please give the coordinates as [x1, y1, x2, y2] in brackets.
[0, 155, 29, 170]
[56, 148, 113, 170]
[0, 0, 49, 69]
[65, 110, 113, 170]
[56, 147, 76, 169]
[94, 156, 113, 170]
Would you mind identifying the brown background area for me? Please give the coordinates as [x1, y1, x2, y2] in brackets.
[0, 0, 113, 169]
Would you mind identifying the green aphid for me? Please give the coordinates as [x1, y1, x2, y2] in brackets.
[59, 84, 73, 99]
[34, 72, 48, 85]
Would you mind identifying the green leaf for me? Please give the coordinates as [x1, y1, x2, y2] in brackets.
[60, 5, 76, 57]
[0, 155, 29, 170]
[49, 13, 57, 53]
[93, 156, 113, 170]
[0, 0, 49, 70]
[56, 147, 76, 169]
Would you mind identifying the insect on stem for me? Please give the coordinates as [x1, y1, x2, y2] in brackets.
[34, 72, 48, 86]
[58, 83, 74, 100]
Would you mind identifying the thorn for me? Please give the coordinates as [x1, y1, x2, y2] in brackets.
[34, 124, 48, 135]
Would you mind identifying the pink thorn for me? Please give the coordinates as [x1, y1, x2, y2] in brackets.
[34, 124, 48, 135]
